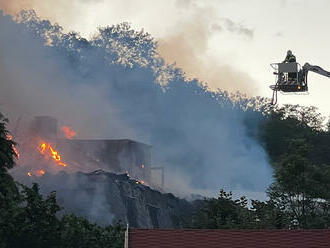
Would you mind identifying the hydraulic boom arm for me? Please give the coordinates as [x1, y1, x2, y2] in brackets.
[303, 63, 330, 78]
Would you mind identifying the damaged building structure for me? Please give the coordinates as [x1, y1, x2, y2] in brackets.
[29, 115, 159, 186]
[17, 115, 180, 228]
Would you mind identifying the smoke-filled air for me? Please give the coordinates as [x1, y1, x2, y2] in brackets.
[0, 10, 271, 194]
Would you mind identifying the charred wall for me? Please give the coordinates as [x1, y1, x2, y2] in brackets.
[30, 116, 58, 138]
[55, 139, 152, 183]
[32, 170, 192, 228]
[27, 116, 152, 184]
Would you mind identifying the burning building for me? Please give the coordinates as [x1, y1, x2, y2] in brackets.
[55, 139, 152, 182]
[22, 116, 152, 184]
[12, 116, 177, 228]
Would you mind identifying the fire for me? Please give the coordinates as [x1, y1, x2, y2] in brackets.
[49, 146, 61, 161]
[27, 170, 45, 177]
[61, 126, 76, 139]
[40, 143, 46, 153]
[13, 146, 20, 158]
[39, 142, 67, 167]
[6, 133, 20, 158]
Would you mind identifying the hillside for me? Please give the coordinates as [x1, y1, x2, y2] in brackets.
[26, 170, 192, 228]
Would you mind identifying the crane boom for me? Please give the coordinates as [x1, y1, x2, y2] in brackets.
[303, 63, 330, 78]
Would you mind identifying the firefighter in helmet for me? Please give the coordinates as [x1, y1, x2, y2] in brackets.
[283, 50, 296, 63]
[283, 50, 297, 81]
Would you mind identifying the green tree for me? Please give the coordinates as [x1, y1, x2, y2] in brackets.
[192, 190, 255, 229]
[268, 139, 330, 229]
[4, 184, 61, 248]
[0, 113, 17, 170]
[0, 114, 21, 248]
[251, 199, 289, 229]
[60, 215, 124, 248]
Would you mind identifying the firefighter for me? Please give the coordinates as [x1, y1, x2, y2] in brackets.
[284, 50, 297, 81]
[283, 50, 296, 63]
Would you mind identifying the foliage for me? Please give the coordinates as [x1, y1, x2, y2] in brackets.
[191, 190, 256, 229]
[60, 215, 124, 248]
[0, 113, 17, 170]
[267, 139, 330, 229]
[251, 199, 290, 229]
[259, 104, 330, 165]
[256, 104, 330, 228]
[3, 184, 61, 248]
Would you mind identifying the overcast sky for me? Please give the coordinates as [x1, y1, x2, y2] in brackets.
[1, 0, 330, 115]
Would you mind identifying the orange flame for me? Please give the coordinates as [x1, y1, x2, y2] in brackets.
[6, 134, 20, 158]
[49, 146, 61, 161]
[61, 126, 76, 139]
[40, 143, 46, 153]
[27, 170, 45, 177]
[13, 146, 20, 158]
[39, 142, 67, 167]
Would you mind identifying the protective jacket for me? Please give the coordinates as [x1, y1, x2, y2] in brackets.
[284, 54, 296, 63]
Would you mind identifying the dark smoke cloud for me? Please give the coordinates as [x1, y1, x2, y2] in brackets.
[0, 12, 271, 198]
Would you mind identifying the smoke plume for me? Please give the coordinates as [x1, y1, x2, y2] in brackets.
[0, 11, 271, 202]
[0, 0, 256, 95]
